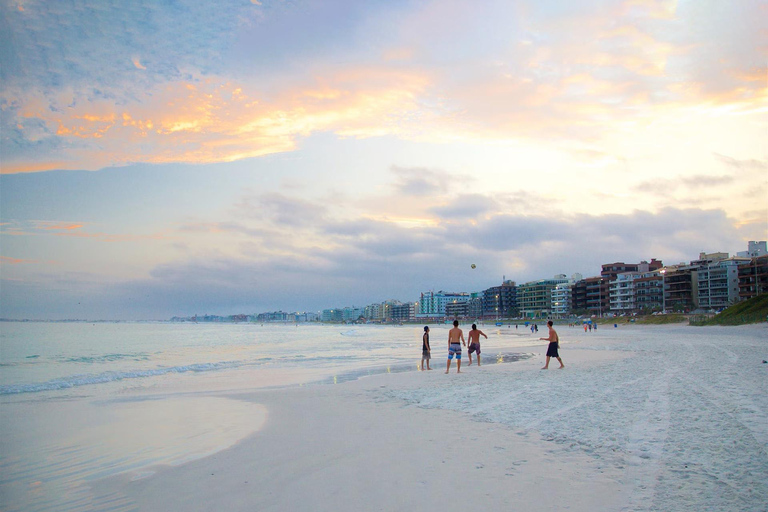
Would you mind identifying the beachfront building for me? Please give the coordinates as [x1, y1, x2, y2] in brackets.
[608, 272, 643, 313]
[551, 282, 573, 318]
[518, 275, 570, 318]
[738, 255, 768, 299]
[481, 281, 517, 319]
[390, 303, 414, 322]
[296, 311, 320, 322]
[571, 277, 609, 316]
[321, 309, 344, 322]
[445, 301, 470, 319]
[467, 294, 483, 320]
[601, 259, 663, 281]
[662, 264, 698, 312]
[418, 291, 470, 317]
[696, 256, 750, 309]
[634, 272, 664, 312]
[737, 240, 768, 258]
[363, 303, 381, 321]
[341, 307, 363, 322]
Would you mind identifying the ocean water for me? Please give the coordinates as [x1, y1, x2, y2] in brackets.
[0, 321, 534, 396]
[0, 321, 533, 512]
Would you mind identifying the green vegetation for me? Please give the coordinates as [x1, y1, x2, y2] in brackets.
[690, 293, 768, 326]
[635, 314, 687, 325]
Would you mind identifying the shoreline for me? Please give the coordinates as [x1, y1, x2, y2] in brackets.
[91, 346, 629, 511]
[87, 336, 634, 511]
[3, 324, 767, 511]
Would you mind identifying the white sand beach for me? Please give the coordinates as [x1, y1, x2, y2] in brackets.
[80, 323, 768, 512]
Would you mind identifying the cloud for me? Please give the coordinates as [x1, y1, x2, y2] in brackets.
[2, 0, 764, 172]
[430, 194, 499, 220]
[390, 166, 454, 196]
[234, 192, 328, 228]
[1, 200, 754, 319]
[713, 153, 768, 174]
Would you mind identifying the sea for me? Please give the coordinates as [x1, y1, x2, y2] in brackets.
[0, 321, 534, 512]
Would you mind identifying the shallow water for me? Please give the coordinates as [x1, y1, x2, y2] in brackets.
[0, 321, 533, 512]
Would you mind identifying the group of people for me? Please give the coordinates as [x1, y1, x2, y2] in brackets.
[421, 320, 564, 373]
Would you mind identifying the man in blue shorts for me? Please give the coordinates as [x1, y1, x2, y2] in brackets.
[446, 320, 466, 374]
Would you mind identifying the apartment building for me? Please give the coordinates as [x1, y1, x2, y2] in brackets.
[634, 272, 664, 311]
[518, 275, 570, 318]
[551, 282, 573, 318]
[482, 280, 517, 318]
[662, 264, 698, 311]
[738, 255, 768, 299]
[419, 291, 470, 316]
[601, 259, 662, 281]
[697, 257, 749, 309]
[571, 276, 609, 316]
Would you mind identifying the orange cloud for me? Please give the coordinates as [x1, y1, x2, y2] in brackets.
[0, 256, 37, 264]
[621, 0, 677, 19]
[41, 223, 84, 230]
[3, 68, 431, 173]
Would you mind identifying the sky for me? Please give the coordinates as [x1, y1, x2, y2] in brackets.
[1, 0, 766, 320]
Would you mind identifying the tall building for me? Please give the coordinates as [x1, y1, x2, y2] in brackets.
[571, 276, 610, 316]
[738, 255, 768, 300]
[736, 241, 767, 258]
[518, 275, 570, 318]
[697, 257, 749, 309]
[551, 282, 574, 318]
[390, 303, 414, 322]
[608, 272, 642, 312]
[482, 281, 517, 319]
[321, 309, 344, 322]
[601, 259, 662, 281]
[634, 272, 664, 312]
[661, 264, 698, 311]
[418, 291, 470, 317]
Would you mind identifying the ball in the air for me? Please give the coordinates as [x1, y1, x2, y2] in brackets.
[471, 264, 476, 269]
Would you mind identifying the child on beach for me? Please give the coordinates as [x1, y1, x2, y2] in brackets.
[446, 320, 466, 374]
[467, 324, 487, 366]
[540, 320, 564, 369]
[421, 326, 432, 370]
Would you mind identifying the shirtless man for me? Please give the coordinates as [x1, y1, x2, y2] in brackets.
[539, 320, 564, 369]
[446, 320, 466, 374]
[466, 324, 487, 366]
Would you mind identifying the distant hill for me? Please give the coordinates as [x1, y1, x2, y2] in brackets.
[691, 293, 768, 326]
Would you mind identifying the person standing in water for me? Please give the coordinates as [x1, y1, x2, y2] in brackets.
[467, 324, 487, 366]
[421, 326, 432, 370]
[540, 320, 564, 369]
[446, 320, 466, 374]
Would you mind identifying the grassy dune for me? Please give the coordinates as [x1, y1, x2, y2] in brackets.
[690, 293, 768, 326]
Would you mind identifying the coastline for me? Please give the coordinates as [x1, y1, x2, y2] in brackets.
[5, 323, 767, 512]
[90, 342, 629, 512]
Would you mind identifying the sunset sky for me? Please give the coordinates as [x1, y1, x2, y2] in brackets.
[1, 0, 766, 320]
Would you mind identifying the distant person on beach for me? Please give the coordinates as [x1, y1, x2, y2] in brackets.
[540, 321, 564, 369]
[421, 326, 432, 370]
[467, 324, 487, 366]
[446, 320, 466, 374]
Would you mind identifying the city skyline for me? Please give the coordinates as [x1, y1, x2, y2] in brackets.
[1, 1, 766, 320]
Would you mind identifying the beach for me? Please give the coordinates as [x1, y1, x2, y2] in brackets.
[2, 323, 767, 511]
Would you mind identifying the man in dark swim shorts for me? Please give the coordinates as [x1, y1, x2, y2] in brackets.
[467, 324, 487, 366]
[539, 320, 564, 369]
